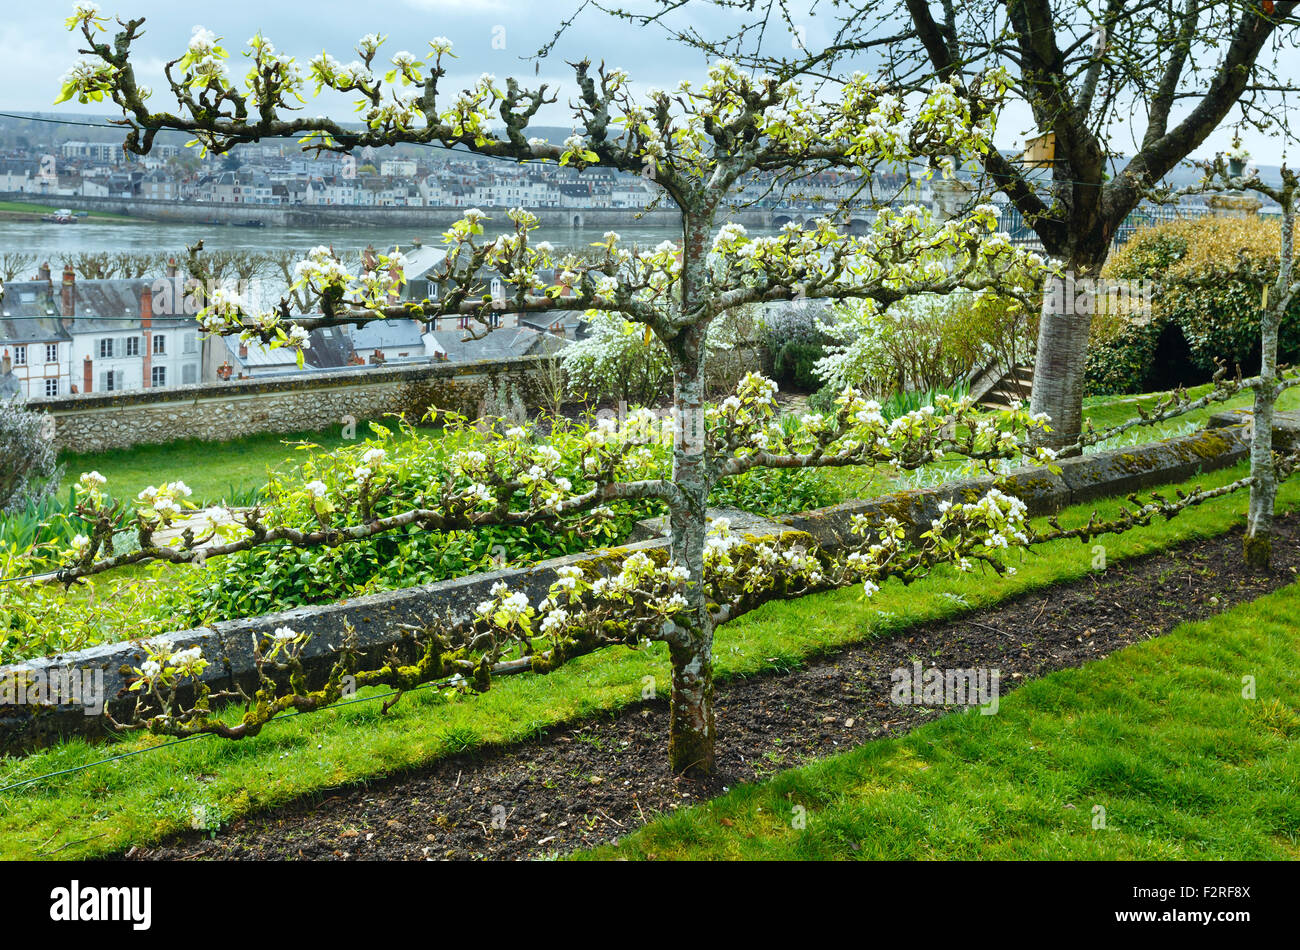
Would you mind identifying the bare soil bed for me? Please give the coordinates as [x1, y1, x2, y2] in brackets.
[126, 513, 1300, 861]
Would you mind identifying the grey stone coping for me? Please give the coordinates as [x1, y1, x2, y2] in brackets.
[0, 422, 1251, 754]
[1210, 407, 1300, 453]
[25, 355, 548, 414]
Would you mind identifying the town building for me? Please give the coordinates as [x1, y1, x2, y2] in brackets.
[0, 266, 204, 396]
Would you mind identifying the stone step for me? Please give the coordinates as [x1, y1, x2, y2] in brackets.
[1208, 408, 1300, 453]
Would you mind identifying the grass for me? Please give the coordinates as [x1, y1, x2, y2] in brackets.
[56, 420, 411, 507]
[586, 579, 1300, 861]
[52, 383, 1269, 514]
[0, 456, 1292, 860]
[1081, 379, 1300, 444]
[815, 380, 1297, 501]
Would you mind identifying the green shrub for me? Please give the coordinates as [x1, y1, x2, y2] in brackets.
[0, 403, 60, 514]
[1084, 315, 1167, 396]
[770, 339, 826, 391]
[708, 464, 841, 515]
[186, 420, 647, 622]
[817, 289, 1035, 398]
[1089, 216, 1300, 394]
[760, 302, 833, 392]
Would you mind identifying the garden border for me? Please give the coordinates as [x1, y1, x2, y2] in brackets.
[0, 422, 1252, 753]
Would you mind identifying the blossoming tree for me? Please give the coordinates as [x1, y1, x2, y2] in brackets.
[48, 4, 1249, 775]
[1160, 154, 1300, 567]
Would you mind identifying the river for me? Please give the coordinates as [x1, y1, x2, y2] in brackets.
[0, 215, 754, 262]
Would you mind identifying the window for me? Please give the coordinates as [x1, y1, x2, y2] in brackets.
[125, 336, 140, 357]
[98, 338, 115, 360]
[182, 364, 197, 385]
[182, 333, 197, 355]
[99, 370, 119, 392]
[44, 379, 58, 397]
[12, 346, 25, 366]
[45, 343, 58, 363]
[151, 365, 166, 387]
[152, 334, 166, 355]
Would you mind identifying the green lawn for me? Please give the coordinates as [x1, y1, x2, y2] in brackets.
[587, 578, 1300, 861]
[0, 457, 1291, 860]
[57, 420, 408, 507]
[51, 383, 1282, 510]
[1081, 379, 1300, 447]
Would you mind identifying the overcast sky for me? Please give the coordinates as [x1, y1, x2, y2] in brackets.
[4, 0, 1297, 166]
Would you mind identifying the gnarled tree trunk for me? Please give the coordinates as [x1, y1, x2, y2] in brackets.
[662, 206, 720, 777]
[1245, 190, 1294, 568]
[665, 324, 716, 776]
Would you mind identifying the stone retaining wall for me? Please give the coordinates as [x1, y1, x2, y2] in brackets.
[25, 357, 550, 454]
[0, 422, 1252, 753]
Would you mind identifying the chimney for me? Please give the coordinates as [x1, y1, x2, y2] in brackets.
[2, 349, 10, 377]
[60, 265, 75, 318]
[36, 261, 50, 282]
[141, 285, 153, 388]
[166, 256, 178, 278]
[238, 342, 248, 359]
[362, 244, 378, 272]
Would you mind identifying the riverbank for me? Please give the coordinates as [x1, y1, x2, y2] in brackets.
[0, 200, 139, 224]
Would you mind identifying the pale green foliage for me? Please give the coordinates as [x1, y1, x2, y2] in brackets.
[816, 288, 1034, 398]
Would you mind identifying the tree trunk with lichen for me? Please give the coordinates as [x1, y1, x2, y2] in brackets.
[1246, 370, 1278, 569]
[661, 210, 718, 777]
[1245, 193, 1293, 569]
[664, 329, 716, 776]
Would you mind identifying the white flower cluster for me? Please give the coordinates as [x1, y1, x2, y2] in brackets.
[58, 57, 119, 103]
[181, 26, 230, 87]
[293, 245, 351, 291]
[136, 481, 194, 525]
[130, 640, 209, 691]
[76, 469, 107, 499]
[475, 580, 534, 628]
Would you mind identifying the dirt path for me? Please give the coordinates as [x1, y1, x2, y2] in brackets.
[126, 513, 1300, 861]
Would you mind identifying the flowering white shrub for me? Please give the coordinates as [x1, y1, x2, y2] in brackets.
[0, 402, 60, 514]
